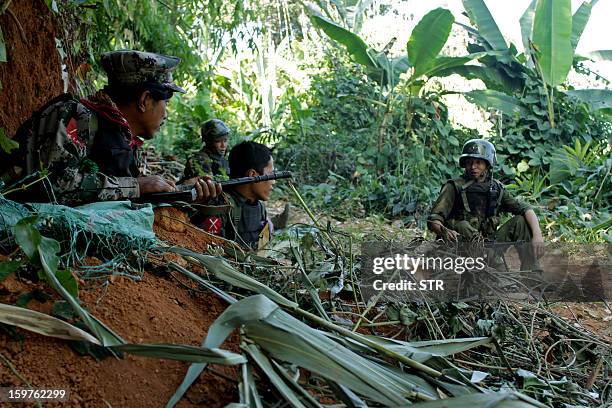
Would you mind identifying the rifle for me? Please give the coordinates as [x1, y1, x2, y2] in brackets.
[134, 171, 292, 203]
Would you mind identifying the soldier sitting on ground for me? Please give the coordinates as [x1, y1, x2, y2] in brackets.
[181, 119, 230, 181]
[427, 139, 544, 270]
[1, 50, 220, 205]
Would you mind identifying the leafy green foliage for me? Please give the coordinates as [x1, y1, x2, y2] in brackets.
[13, 217, 79, 298]
[276, 54, 477, 221]
[492, 75, 611, 174]
[0, 127, 18, 153]
[0, 260, 20, 282]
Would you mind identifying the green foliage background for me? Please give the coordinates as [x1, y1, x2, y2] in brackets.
[40, 0, 612, 242]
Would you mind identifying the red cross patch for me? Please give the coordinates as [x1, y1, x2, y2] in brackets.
[204, 216, 222, 235]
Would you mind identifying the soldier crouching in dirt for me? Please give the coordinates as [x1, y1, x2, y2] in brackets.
[0, 50, 220, 205]
[181, 119, 231, 181]
[427, 139, 544, 270]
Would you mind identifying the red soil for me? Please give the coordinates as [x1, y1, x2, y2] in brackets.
[0, 208, 241, 407]
[0, 0, 63, 137]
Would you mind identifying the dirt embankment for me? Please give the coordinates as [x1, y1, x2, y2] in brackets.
[0, 0, 63, 137]
[0, 208, 239, 407]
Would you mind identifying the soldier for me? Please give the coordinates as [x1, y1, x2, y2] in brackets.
[224, 141, 275, 250]
[182, 119, 231, 181]
[427, 139, 544, 270]
[1, 50, 220, 204]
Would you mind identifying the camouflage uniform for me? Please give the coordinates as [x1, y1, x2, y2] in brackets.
[428, 138, 538, 269]
[0, 51, 185, 205]
[428, 174, 532, 242]
[182, 119, 230, 181]
[182, 148, 229, 180]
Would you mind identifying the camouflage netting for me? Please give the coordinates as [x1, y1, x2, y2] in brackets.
[0, 197, 156, 279]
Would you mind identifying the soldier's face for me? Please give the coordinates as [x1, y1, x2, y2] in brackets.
[464, 157, 488, 180]
[251, 158, 275, 201]
[140, 95, 169, 139]
[211, 137, 228, 155]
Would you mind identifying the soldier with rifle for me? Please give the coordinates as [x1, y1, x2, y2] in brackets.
[141, 141, 289, 250]
[427, 139, 544, 270]
[0, 50, 220, 205]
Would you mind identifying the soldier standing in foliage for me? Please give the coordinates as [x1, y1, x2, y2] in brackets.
[427, 139, 544, 270]
[181, 119, 231, 181]
[0, 50, 220, 204]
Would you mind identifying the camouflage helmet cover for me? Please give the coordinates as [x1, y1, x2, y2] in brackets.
[101, 50, 186, 93]
[201, 119, 230, 143]
[459, 139, 497, 167]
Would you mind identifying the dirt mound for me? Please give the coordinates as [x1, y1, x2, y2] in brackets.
[0, 0, 63, 137]
[0, 211, 240, 407]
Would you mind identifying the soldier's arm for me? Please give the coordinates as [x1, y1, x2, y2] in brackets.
[500, 191, 543, 255]
[525, 208, 544, 257]
[52, 164, 142, 204]
[427, 183, 454, 231]
[36, 114, 142, 204]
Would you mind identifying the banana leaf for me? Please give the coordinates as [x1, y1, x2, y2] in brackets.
[464, 89, 528, 116]
[533, 0, 573, 87]
[169, 295, 439, 407]
[166, 247, 297, 308]
[571, 0, 598, 51]
[0, 302, 100, 344]
[408, 391, 548, 408]
[244, 344, 320, 408]
[112, 343, 245, 365]
[0, 304, 246, 365]
[309, 14, 377, 68]
[434, 65, 510, 91]
[463, 0, 507, 51]
[363, 336, 492, 363]
[585, 50, 612, 62]
[565, 89, 612, 111]
[408, 8, 454, 78]
[519, 0, 537, 55]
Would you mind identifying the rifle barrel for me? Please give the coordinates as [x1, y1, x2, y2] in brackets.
[135, 171, 292, 203]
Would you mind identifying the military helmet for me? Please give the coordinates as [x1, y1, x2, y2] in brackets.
[459, 139, 496, 167]
[201, 119, 230, 144]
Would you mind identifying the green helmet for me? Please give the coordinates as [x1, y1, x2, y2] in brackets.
[459, 139, 496, 167]
[201, 119, 230, 144]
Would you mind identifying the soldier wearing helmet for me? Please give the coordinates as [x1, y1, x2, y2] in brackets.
[427, 139, 544, 270]
[2, 50, 220, 204]
[182, 119, 231, 181]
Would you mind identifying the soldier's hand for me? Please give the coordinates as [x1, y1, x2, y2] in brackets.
[442, 228, 459, 243]
[138, 176, 176, 194]
[183, 176, 222, 203]
[532, 235, 545, 259]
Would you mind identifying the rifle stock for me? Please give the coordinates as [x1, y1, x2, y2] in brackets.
[134, 171, 292, 203]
